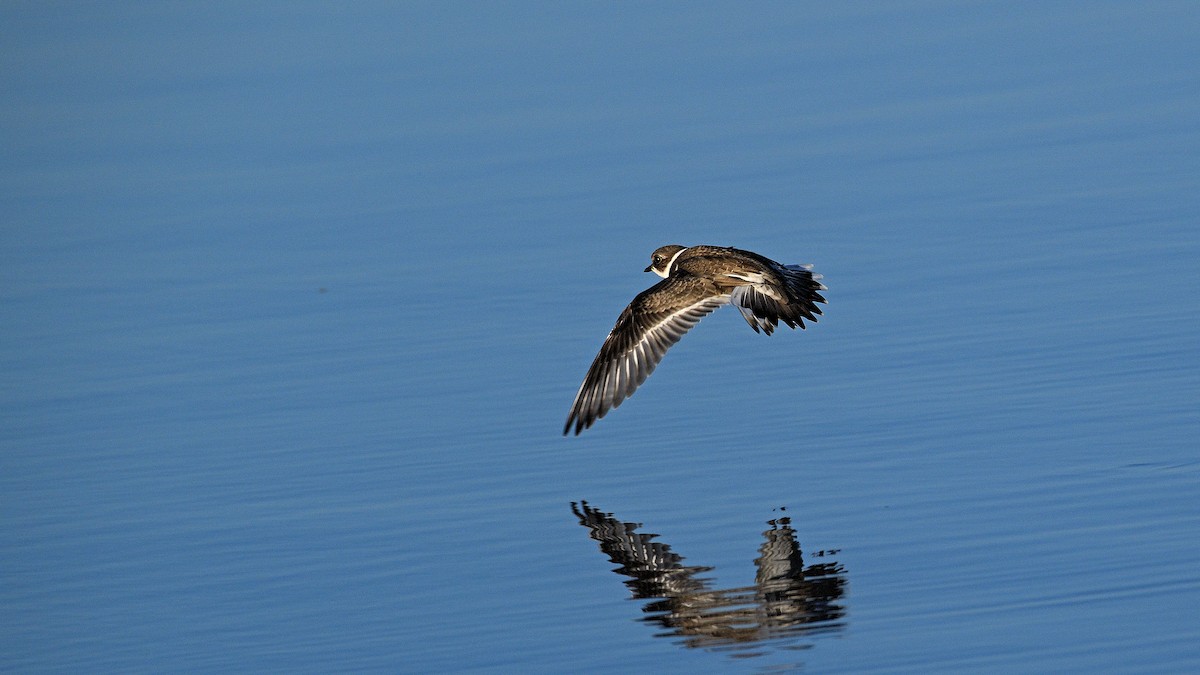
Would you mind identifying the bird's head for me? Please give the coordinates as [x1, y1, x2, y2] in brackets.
[645, 245, 687, 278]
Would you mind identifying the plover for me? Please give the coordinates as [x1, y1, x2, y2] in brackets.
[564, 245, 826, 435]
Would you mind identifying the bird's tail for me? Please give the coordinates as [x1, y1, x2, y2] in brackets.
[731, 264, 826, 335]
[777, 264, 826, 329]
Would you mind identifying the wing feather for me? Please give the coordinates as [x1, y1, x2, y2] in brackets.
[564, 274, 728, 435]
[729, 265, 825, 336]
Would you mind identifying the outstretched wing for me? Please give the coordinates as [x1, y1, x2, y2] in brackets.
[564, 274, 728, 435]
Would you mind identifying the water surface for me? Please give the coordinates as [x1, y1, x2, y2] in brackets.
[3, 3, 1199, 672]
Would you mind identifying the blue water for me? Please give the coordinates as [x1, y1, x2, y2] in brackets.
[3, 3, 1199, 672]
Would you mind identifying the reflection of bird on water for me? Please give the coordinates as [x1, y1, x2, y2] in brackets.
[571, 501, 847, 654]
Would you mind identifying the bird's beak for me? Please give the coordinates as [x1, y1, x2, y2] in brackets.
[644, 265, 653, 273]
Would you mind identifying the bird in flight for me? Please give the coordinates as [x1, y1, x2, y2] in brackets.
[564, 245, 826, 435]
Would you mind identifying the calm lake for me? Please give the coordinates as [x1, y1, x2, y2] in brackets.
[3, 3, 1198, 672]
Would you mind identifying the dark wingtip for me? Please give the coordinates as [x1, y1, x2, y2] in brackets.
[563, 415, 588, 436]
